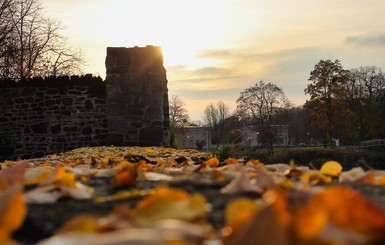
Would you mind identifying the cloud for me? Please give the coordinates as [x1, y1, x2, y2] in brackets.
[345, 33, 385, 47]
[169, 46, 327, 94]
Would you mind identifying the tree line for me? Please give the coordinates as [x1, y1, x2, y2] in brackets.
[169, 60, 385, 152]
[0, 0, 85, 80]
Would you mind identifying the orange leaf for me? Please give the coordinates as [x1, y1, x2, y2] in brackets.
[225, 198, 261, 233]
[53, 165, 77, 187]
[225, 158, 238, 165]
[0, 184, 26, 242]
[112, 167, 137, 187]
[206, 157, 219, 167]
[263, 188, 291, 226]
[246, 159, 263, 166]
[294, 203, 328, 240]
[379, 174, 385, 186]
[309, 186, 385, 238]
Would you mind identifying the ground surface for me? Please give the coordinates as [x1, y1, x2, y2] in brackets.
[1, 146, 385, 245]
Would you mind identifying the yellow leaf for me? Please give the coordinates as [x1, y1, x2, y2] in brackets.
[320, 160, 342, 176]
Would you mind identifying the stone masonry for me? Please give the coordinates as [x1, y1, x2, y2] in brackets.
[0, 75, 107, 160]
[0, 46, 170, 160]
[105, 46, 169, 146]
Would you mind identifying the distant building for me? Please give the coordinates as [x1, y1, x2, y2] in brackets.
[241, 125, 289, 147]
[176, 126, 211, 149]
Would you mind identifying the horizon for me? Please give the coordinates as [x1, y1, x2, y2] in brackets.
[42, 0, 385, 121]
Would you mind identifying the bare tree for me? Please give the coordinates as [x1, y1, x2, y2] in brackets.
[237, 81, 291, 154]
[169, 95, 190, 148]
[346, 66, 385, 140]
[0, 0, 86, 79]
[0, 0, 15, 46]
[169, 95, 190, 127]
[203, 100, 230, 145]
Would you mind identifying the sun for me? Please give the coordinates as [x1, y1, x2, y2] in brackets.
[128, 0, 233, 69]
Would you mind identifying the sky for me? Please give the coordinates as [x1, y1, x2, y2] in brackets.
[42, 0, 385, 121]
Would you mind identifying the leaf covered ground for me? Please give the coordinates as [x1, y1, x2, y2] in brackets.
[1, 146, 385, 245]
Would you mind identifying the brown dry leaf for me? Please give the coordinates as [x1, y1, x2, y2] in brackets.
[225, 204, 289, 245]
[0, 161, 28, 190]
[220, 169, 264, 194]
[25, 182, 94, 204]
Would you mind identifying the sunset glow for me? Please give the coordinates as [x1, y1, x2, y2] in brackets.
[42, 0, 385, 120]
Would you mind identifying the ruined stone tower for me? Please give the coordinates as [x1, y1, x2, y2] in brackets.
[105, 46, 169, 146]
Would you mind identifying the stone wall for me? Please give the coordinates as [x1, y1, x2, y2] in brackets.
[0, 46, 170, 161]
[105, 46, 169, 146]
[0, 75, 107, 160]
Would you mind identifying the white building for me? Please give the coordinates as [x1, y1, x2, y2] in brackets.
[176, 127, 212, 149]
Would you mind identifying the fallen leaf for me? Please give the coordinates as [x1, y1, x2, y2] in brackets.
[320, 160, 342, 177]
[133, 186, 208, 226]
[225, 198, 261, 233]
[308, 186, 385, 240]
[205, 157, 220, 168]
[224, 158, 238, 165]
[112, 161, 138, 187]
[0, 184, 26, 243]
[220, 169, 264, 194]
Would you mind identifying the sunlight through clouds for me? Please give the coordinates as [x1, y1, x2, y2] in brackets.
[42, 0, 385, 120]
